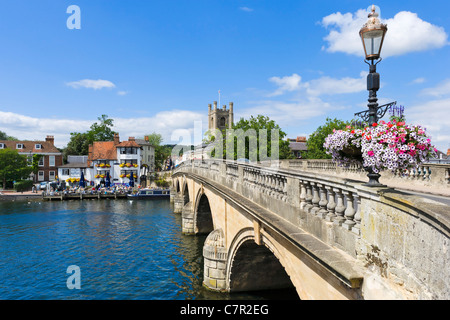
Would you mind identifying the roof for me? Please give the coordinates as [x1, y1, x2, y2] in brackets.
[289, 141, 307, 151]
[89, 141, 117, 160]
[115, 140, 141, 148]
[0, 140, 61, 154]
[135, 139, 154, 147]
[59, 162, 89, 168]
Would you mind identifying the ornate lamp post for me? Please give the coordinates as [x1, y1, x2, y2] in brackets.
[355, 5, 391, 186]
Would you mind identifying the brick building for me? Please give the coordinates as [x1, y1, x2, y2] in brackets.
[0, 135, 63, 182]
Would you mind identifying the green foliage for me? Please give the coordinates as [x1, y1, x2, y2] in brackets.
[0, 130, 17, 140]
[144, 132, 163, 146]
[14, 180, 33, 193]
[0, 149, 33, 188]
[63, 115, 117, 161]
[305, 117, 351, 159]
[207, 115, 294, 161]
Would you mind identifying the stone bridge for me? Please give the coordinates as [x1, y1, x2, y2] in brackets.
[171, 159, 449, 300]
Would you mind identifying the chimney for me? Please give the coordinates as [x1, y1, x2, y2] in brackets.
[144, 135, 149, 142]
[114, 133, 120, 145]
[88, 144, 93, 166]
[213, 101, 217, 111]
[447, 149, 450, 156]
[45, 135, 54, 146]
[129, 137, 135, 142]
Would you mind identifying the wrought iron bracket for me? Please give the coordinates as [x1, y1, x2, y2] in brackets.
[354, 101, 397, 124]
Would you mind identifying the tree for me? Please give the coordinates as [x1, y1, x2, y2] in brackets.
[144, 132, 171, 171]
[63, 115, 117, 161]
[305, 117, 351, 159]
[207, 114, 293, 161]
[145, 132, 163, 146]
[0, 149, 33, 189]
[87, 114, 116, 142]
[0, 130, 17, 141]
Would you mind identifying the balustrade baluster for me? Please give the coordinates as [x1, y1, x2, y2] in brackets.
[282, 177, 288, 202]
[325, 186, 336, 222]
[310, 183, 320, 215]
[317, 184, 328, 218]
[333, 188, 346, 226]
[299, 180, 307, 210]
[304, 181, 313, 213]
[352, 194, 361, 235]
[343, 191, 356, 230]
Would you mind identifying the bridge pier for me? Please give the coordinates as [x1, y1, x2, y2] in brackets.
[173, 194, 184, 213]
[203, 229, 228, 292]
[181, 201, 195, 234]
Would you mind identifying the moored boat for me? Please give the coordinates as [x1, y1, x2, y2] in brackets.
[127, 188, 170, 199]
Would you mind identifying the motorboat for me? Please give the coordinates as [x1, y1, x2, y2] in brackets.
[127, 188, 170, 199]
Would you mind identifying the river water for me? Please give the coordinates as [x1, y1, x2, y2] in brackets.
[0, 199, 298, 300]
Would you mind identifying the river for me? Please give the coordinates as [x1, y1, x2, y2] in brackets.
[0, 199, 298, 300]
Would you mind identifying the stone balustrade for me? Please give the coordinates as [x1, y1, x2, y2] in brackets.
[276, 159, 450, 195]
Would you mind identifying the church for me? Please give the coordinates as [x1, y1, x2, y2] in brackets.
[208, 101, 234, 131]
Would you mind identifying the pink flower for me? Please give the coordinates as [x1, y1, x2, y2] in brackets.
[368, 150, 375, 157]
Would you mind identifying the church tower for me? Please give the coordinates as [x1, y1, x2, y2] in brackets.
[208, 101, 234, 131]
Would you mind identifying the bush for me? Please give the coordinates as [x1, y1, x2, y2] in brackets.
[14, 180, 34, 193]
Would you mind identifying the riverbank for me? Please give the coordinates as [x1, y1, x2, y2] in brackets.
[0, 190, 43, 201]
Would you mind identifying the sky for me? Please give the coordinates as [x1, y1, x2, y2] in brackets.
[0, 0, 449, 152]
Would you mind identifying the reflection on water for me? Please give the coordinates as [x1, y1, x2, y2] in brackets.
[0, 199, 298, 300]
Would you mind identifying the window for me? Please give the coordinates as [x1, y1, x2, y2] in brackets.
[62, 169, 70, 176]
[38, 171, 44, 181]
[16, 143, 24, 149]
[120, 147, 137, 154]
[49, 171, 55, 181]
[35, 144, 41, 149]
[49, 156, 55, 167]
[38, 157, 44, 166]
[220, 117, 226, 127]
[120, 159, 138, 165]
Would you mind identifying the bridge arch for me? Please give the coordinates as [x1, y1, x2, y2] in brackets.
[193, 187, 214, 235]
[175, 179, 180, 193]
[181, 178, 190, 205]
[225, 228, 297, 296]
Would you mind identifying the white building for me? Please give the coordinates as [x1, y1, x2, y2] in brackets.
[87, 134, 143, 186]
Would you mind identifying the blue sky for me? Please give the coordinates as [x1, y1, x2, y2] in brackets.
[0, 0, 449, 152]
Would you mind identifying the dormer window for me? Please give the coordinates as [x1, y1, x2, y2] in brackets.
[35, 144, 42, 149]
[16, 143, 24, 149]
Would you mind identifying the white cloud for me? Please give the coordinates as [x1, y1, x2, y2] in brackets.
[239, 7, 253, 12]
[268, 74, 302, 96]
[411, 77, 426, 84]
[66, 79, 116, 90]
[420, 79, 450, 97]
[408, 97, 450, 152]
[305, 71, 367, 96]
[268, 72, 366, 97]
[321, 9, 448, 58]
[0, 110, 205, 148]
[117, 91, 128, 96]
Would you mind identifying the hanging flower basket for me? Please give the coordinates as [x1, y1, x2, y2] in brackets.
[324, 120, 438, 173]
